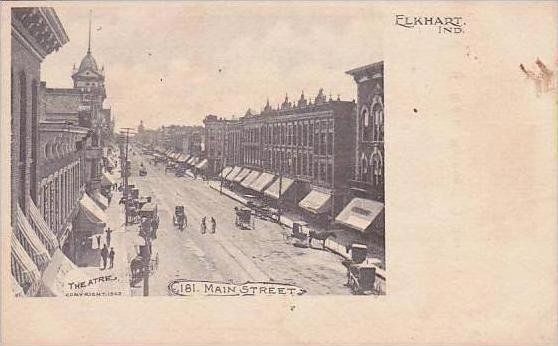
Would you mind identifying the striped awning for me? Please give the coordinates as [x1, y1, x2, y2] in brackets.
[78, 194, 107, 227]
[12, 275, 24, 297]
[93, 191, 109, 210]
[28, 199, 59, 254]
[225, 166, 243, 182]
[241, 170, 261, 188]
[101, 171, 118, 186]
[195, 159, 208, 170]
[298, 189, 332, 214]
[14, 206, 50, 271]
[264, 176, 295, 199]
[219, 166, 233, 178]
[11, 236, 41, 296]
[233, 168, 251, 183]
[250, 173, 276, 192]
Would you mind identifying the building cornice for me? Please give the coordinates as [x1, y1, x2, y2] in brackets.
[12, 7, 69, 59]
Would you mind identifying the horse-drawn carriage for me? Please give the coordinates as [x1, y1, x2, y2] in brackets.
[138, 203, 160, 239]
[173, 205, 187, 231]
[234, 207, 254, 229]
[342, 244, 377, 295]
[346, 263, 376, 295]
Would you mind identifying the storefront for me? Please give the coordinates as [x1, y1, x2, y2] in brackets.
[73, 194, 107, 266]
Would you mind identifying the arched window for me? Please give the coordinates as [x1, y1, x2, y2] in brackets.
[372, 103, 383, 142]
[372, 153, 383, 186]
[361, 106, 373, 142]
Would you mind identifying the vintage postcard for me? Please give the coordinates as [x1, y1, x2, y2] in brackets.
[1, 1, 556, 345]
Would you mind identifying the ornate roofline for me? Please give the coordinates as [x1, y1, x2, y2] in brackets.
[12, 7, 69, 60]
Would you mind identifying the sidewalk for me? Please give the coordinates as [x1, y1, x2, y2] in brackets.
[81, 188, 133, 296]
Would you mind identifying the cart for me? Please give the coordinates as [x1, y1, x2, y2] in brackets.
[138, 203, 159, 239]
[347, 263, 376, 295]
[234, 207, 254, 229]
[173, 205, 187, 230]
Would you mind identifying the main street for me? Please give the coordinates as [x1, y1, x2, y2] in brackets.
[126, 151, 351, 295]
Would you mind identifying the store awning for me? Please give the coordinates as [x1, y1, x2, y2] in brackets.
[298, 189, 332, 214]
[14, 206, 51, 271]
[173, 152, 181, 160]
[335, 198, 384, 232]
[177, 154, 188, 163]
[241, 170, 261, 188]
[233, 168, 252, 183]
[11, 236, 41, 296]
[101, 171, 118, 186]
[196, 158, 208, 170]
[225, 166, 243, 181]
[12, 275, 24, 297]
[187, 157, 197, 165]
[250, 173, 276, 192]
[77, 194, 107, 230]
[28, 199, 59, 253]
[264, 176, 295, 199]
[219, 166, 233, 178]
[93, 191, 109, 210]
[40, 249, 88, 297]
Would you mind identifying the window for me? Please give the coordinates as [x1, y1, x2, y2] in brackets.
[372, 103, 384, 142]
[327, 133, 333, 155]
[362, 107, 373, 142]
[19, 71, 27, 209]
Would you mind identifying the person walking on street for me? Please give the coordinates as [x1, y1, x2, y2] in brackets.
[100, 244, 108, 270]
[201, 217, 207, 234]
[106, 228, 113, 247]
[96, 234, 101, 249]
[108, 247, 115, 269]
[211, 217, 216, 234]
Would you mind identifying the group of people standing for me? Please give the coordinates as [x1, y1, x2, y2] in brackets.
[97, 228, 116, 270]
[200, 216, 217, 234]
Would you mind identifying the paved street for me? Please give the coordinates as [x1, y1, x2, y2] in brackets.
[127, 153, 351, 295]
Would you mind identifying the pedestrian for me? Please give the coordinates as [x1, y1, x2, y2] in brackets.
[107, 191, 112, 205]
[106, 228, 113, 247]
[108, 247, 115, 269]
[100, 244, 108, 270]
[201, 217, 207, 234]
[96, 234, 101, 249]
[211, 217, 216, 234]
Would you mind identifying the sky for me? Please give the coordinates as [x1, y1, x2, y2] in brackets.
[41, 2, 385, 130]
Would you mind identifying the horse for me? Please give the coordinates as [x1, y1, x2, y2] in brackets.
[308, 230, 337, 249]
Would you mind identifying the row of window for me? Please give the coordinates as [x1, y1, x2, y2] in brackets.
[39, 162, 82, 234]
[241, 120, 334, 148]
[243, 147, 334, 185]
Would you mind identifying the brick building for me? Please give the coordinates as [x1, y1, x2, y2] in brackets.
[219, 89, 356, 223]
[11, 7, 69, 296]
[203, 114, 230, 177]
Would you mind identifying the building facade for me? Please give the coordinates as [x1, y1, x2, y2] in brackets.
[11, 7, 69, 296]
[217, 89, 356, 221]
[346, 61, 384, 202]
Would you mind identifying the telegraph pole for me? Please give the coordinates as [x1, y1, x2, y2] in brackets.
[120, 127, 136, 225]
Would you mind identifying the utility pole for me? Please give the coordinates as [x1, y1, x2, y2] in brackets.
[139, 218, 152, 296]
[120, 127, 136, 225]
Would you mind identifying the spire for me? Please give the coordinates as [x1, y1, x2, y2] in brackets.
[87, 9, 92, 53]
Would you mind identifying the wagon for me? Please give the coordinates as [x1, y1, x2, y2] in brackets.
[347, 263, 376, 295]
[234, 207, 254, 229]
